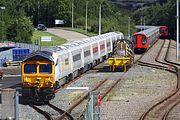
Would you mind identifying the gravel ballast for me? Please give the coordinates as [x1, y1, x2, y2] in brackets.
[100, 40, 178, 120]
[100, 65, 176, 120]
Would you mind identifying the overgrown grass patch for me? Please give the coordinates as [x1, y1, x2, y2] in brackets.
[31, 30, 66, 46]
[68, 90, 84, 102]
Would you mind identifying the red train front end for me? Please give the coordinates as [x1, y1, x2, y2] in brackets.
[132, 33, 148, 53]
[160, 26, 169, 39]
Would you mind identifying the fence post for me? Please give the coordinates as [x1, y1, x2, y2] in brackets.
[91, 92, 94, 120]
[15, 89, 19, 120]
[85, 92, 100, 120]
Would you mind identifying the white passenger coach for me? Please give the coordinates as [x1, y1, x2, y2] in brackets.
[42, 32, 124, 85]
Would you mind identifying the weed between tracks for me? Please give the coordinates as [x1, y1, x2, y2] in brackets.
[106, 69, 176, 102]
[68, 91, 84, 102]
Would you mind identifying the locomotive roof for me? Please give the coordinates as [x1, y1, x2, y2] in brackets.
[22, 51, 54, 62]
[133, 26, 159, 36]
[135, 25, 156, 30]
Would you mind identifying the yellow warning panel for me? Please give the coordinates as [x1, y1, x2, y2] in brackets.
[108, 57, 131, 72]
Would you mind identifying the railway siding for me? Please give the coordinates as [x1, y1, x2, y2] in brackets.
[101, 65, 176, 120]
[100, 40, 177, 120]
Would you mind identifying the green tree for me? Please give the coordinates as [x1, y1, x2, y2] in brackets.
[133, 0, 178, 38]
[6, 17, 34, 43]
[0, 0, 34, 42]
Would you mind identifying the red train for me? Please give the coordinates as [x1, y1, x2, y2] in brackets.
[159, 26, 169, 39]
[132, 26, 160, 53]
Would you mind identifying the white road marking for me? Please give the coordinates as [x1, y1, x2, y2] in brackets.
[66, 87, 89, 90]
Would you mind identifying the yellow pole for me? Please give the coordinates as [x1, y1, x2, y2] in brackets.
[124, 64, 126, 72]
[113, 65, 115, 72]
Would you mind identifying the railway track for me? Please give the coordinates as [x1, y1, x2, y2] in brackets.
[29, 104, 53, 120]
[138, 39, 180, 120]
[57, 71, 127, 120]
[29, 103, 74, 120]
[59, 57, 113, 90]
[138, 40, 176, 73]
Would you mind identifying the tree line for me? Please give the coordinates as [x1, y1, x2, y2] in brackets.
[0, 0, 136, 43]
[0, 0, 177, 43]
[133, 0, 178, 39]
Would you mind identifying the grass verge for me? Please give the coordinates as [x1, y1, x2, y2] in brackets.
[56, 27, 97, 37]
[31, 30, 66, 46]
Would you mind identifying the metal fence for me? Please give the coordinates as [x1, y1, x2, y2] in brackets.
[85, 92, 100, 120]
[0, 49, 13, 60]
[1, 89, 19, 120]
[3, 41, 39, 52]
[0, 58, 6, 67]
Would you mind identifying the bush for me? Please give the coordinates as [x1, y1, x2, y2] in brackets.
[6, 17, 34, 43]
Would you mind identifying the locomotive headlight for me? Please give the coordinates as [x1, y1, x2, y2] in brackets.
[46, 82, 52, 86]
[35, 81, 40, 84]
[23, 82, 31, 86]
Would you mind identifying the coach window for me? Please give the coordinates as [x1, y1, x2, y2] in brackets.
[100, 44, 105, 50]
[107, 42, 111, 47]
[73, 54, 81, 62]
[142, 36, 146, 45]
[84, 50, 90, 57]
[24, 64, 37, 74]
[39, 64, 52, 74]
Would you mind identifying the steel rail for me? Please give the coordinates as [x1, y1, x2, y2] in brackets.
[165, 40, 180, 66]
[48, 103, 74, 120]
[139, 39, 180, 120]
[29, 104, 53, 120]
[155, 40, 177, 72]
[162, 100, 180, 120]
[58, 67, 129, 120]
[135, 38, 160, 64]
[100, 72, 127, 101]
[160, 39, 180, 120]
[139, 87, 180, 120]
[56, 79, 108, 120]
[138, 40, 177, 73]
[57, 39, 171, 120]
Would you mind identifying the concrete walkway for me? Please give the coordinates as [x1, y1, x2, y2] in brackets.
[47, 28, 89, 42]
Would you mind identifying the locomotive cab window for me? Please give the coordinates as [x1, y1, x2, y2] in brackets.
[39, 64, 52, 74]
[24, 64, 37, 74]
[132, 36, 137, 44]
[142, 36, 146, 45]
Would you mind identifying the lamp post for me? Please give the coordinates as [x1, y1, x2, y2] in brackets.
[176, 0, 179, 60]
[85, 1, 88, 32]
[0, 6, 5, 41]
[128, 17, 130, 40]
[140, 16, 143, 31]
[72, 0, 74, 29]
[143, 16, 145, 30]
[99, 4, 101, 35]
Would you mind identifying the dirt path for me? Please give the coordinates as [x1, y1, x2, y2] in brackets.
[47, 28, 89, 43]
